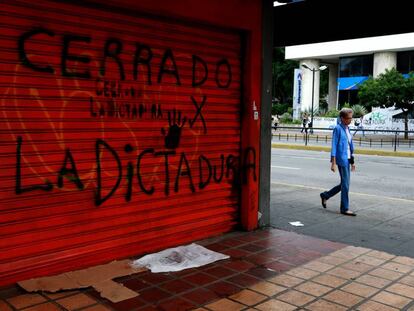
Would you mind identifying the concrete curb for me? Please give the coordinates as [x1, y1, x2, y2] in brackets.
[271, 143, 414, 158]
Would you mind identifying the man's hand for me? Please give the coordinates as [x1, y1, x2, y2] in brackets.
[351, 164, 356, 172]
[330, 156, 336, 173]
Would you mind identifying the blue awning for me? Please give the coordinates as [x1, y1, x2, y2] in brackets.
[337, 76, 369, 90]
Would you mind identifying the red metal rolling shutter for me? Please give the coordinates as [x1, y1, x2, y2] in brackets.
[0, 0, 242, 285]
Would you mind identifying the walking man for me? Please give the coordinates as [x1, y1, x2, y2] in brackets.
[300, 113, 309, 133]
[320, 108, 357, 216]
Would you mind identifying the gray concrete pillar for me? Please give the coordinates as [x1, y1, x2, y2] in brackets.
[374, 52, 397, 78]
[328, 63, 338, 111]
[299, 59, 321, 115]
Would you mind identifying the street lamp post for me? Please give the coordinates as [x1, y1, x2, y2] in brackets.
[301, 63, 328, 133]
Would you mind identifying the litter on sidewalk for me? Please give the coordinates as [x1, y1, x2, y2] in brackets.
[132, 243, 229, 273]
[289, 221, 304, 227]
[18, 260, 146, 303]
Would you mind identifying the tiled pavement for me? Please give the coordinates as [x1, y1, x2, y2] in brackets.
[1, 228, 414, 310]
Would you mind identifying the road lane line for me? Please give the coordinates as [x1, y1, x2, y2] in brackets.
[271, 181, 414, 203]
[271, 155, 326, 161]
[271, 165, 300, 170]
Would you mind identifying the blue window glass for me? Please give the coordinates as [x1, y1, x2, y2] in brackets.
[339, 55, 373, 77]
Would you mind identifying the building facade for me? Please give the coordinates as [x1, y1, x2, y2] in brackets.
[285, 33, 414, 116]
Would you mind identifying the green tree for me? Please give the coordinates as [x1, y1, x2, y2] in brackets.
[358, 68, 414, 138]
[324, 109, 339, 118]
[272, 48, 298, 104]
[272, 103, 289, 115]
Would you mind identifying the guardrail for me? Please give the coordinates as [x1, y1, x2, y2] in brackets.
[272, 126, 414, 152]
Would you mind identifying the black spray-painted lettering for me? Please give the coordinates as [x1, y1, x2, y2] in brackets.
[189, 95, 207, 134]
[95, 139, 122, 206]
[100, 38, 125, 81]
[14, 137, 257, 205]
[192, 55, 208, 87]
[15, 136, 53, 194]
[18, 28, 55, 73]
[175, 152, 195, 193]
[151, 104, 162, 119]
[242, 147, 257, 183]
[57, 149, 84, 190]
[134, 43, 152, 84]
[62, 35, 91, 78]
[125, 144, 134, 202]
[158, 49, 181, 85]
[18, 28, 233, 89]
[198, 155, 212, 189]
[213, 154, 224, 182]
[90, 97, 97, 117]
[155, 151, 176, 196]
[139, 104, 146, 118]
[95, 79, 142, 99]
[215, 58, 232, 88]
[226, 154, 240, 187]
[137, 148, 155, 195]
[90, 97, 146, 120]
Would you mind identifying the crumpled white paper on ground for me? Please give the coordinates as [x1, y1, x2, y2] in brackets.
[131, 243, 230, 273]
[289, 221, 304, 227]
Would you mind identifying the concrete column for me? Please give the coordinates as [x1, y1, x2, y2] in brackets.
[258, 0, 273, 227]
[299, 59, 321, 115]
[373, 52, 397, 78]
[328, 63, 338, 111]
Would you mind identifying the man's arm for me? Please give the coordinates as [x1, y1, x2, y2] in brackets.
[330, 127, 338, 172]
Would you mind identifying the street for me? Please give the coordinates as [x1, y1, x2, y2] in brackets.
[271, 148, 414, 200]
[270, 147, 414, 257]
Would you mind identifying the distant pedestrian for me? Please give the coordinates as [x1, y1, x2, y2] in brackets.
[301, 113, 309, 133]
[308, 120, 313, 134]
[358, 116, 365, 137]
[320, 108, 357, 216]
[273, 115, 279, 131]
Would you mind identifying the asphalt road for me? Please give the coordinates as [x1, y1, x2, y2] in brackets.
[271, 148, 414, 201]
[270, 147, 414, 256]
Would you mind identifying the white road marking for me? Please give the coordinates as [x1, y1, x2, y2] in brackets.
[271, 165, 300, 170]
[272, 155, 326, 161]
[271, 182, 414, 203]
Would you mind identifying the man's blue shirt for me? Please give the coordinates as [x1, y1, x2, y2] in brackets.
[331, 123, 354, 166]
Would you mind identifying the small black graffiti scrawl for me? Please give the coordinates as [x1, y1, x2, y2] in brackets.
[161, 109, 187, 149]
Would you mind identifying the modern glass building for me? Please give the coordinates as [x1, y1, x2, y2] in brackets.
[285, 33, 414, 117]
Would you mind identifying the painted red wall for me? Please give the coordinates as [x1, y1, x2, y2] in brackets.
[84, 0, 263, 230]
[0, 0, 262, 286]
[119, 0, 264, 230]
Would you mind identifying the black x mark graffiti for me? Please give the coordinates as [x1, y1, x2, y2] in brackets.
[189, 95, 207, 134]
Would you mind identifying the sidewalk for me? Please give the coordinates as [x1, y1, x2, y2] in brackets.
[1, 228, 414, 310]
[271, 141, 414, 158]
[272, 129, 414, 155]
[271, 181, 414, 258]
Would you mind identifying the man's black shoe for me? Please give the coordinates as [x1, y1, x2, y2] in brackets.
[341, 211, 357, 216]
[320, 193, 327, 208]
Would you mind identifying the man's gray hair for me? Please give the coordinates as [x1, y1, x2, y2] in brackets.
[339, 108, 353, 118]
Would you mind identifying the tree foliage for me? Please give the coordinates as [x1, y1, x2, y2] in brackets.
[358, 68, 414, 112]
[350, 104, 367, 118]
[272, 48, 298, 104]
[358, 68, 414, 138]
[272, 103, 290, 115]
